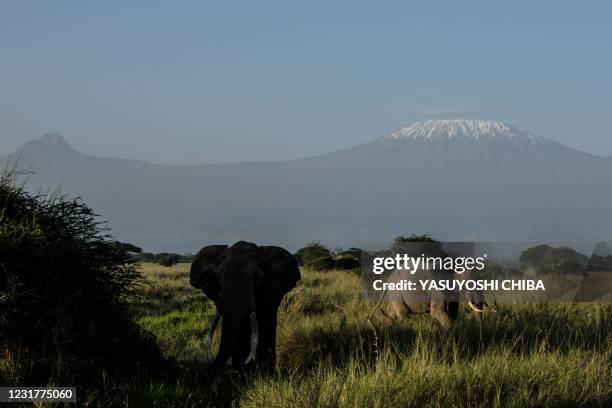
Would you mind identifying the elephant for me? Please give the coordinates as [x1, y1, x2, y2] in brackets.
[189, 241, 301, 373]
[381, 267, 488, 327]
[377, 241, 493, 327]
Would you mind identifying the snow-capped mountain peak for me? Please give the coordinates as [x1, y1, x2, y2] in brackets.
[384, 120, 544, 145]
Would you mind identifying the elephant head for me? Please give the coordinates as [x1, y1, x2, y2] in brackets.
[189, 241, 300, 372]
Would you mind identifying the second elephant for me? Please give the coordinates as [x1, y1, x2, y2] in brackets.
[382, 268, 486, 327]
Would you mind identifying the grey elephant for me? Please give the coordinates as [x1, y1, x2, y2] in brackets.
[381, 268, 488, 327]
[377, 241, 493, 327]
[189, 241, 300, 373]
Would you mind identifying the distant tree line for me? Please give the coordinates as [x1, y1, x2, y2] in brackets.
[293, 234, 441, 272]
[110, 242, 194, 267]
[118, 237, 612, 274]
[292, 236, 612, 275]
[136, 252, 195, 266]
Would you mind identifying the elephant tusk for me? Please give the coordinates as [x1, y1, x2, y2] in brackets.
[206, 312, 220, 359]
[468, 301, 484, 313]
[244, 311, 258, 365]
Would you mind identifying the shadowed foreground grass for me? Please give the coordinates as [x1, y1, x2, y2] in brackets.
[68, 263, 612, 406]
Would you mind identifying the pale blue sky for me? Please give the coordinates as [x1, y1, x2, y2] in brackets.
[1, 1, 610, 163]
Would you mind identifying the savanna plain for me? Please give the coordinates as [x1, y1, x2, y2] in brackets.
[118, 263, 611, 407]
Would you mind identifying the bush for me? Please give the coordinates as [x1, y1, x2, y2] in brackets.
[309, 255, 335, 271]
[295, 242, 334, 271]
[0, 171, 167, 387]
[158, 254, 181, 267]
[519, 245, 590, 275]
[333, 254, 360, 270]
[392, 234, 444, 256]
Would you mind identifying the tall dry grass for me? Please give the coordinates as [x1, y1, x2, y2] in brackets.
[113, 263, 612, 407]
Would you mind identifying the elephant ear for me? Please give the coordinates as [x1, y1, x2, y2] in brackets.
[189, 245, 229, 301]
[258, 246, 301, 301]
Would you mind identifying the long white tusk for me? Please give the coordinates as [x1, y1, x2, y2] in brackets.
[244, 311, 259, 364]
[206, 312, 220, 359]
[468, 301, 484, 313]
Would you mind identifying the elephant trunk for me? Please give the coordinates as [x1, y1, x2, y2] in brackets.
[212, 311, 241, 372]
[244, 311, 258, 364]
[211, 308, 257, 370]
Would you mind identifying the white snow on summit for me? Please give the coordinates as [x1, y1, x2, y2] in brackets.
[384, 120, 544, 144]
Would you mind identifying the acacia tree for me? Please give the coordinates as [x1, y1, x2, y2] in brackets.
[0, 171, 166, 386]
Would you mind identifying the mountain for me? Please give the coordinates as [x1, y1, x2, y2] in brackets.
[2, 120, 612, 252]
[326, 120, 594, 164]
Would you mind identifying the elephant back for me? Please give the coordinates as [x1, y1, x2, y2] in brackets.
[190, 245, 229, 300]
[258, 246, 301, 297]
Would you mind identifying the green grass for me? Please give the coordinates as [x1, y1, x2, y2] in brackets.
[80, 264, 612, 406]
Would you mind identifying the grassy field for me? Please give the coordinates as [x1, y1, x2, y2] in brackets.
[118, 263, 611, 407]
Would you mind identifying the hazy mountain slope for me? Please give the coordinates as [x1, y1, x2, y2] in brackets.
[2, 121, 612, 252]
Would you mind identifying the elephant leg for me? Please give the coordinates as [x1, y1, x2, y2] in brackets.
[446, 301, 459, 320]
[388, 300, 410, 321]
[430, 301, 452, 328]
[232, 315, 251, 370]
[256, 303, 278, 373]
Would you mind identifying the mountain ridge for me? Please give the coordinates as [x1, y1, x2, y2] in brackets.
[3, 120, 604, 167]
[2, 121, 612, 252]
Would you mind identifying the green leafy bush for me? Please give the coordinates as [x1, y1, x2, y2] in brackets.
[295, 242, 334, 271]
